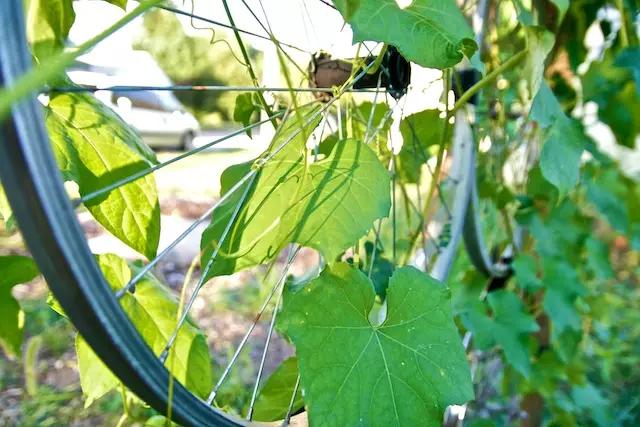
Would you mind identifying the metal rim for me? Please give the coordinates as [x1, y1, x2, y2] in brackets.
[0, 1, 240, 425]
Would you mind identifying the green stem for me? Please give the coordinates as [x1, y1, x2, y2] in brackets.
[615, 0, 629, 48]
[367, 43, 388, 75]
[0, 0, 165, 120]
[448, 50, 528, 118]
[221, 0, 277, 129]
[115, 414, 128, 427]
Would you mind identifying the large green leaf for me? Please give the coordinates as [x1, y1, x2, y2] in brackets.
[76, 254, 212, 406]
[0, 256, 39, 358]
[398, 109, 442, 184]
[462, 290, 539, 376]
[280, 263, 473, 427]
[250, 357, 304, 422]
[531, 80, 585, 195]
[201, 107, 391, 280]
[539, 115, 585, 195]
[333, 0, 477, 69]
[25, 0, 75, 59]
[46, 93, 161, 260]
[523, 27, 555, 99]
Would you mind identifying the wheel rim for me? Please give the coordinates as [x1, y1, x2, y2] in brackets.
[0, 2, 238, 425]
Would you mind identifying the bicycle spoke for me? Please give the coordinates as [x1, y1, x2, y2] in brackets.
[111, 61, 374, 297]
[74, 112, 283, 208]
[157, 172, 258, 363]
[245, 247, 296, 421]
[48, 85, 381, 94]
[364, 73, 384, 143]
[282, 374, 302, 426]
[206, 247, 301, 406]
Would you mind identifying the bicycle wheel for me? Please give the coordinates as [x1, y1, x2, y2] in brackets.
[0, 1, 478, 425]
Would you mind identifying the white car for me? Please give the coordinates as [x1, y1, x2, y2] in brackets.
[67, 56, 200, 151]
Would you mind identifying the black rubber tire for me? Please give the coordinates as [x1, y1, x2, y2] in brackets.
[0, 1, 241, 426]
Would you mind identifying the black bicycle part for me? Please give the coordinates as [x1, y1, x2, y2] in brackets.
[0, 1, 238, 425]
[309, 45, 410, 100]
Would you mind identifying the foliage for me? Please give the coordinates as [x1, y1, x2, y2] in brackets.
[280, 263, 473, 426]
[200, 106, 391, 280]
[1, 0, 639, 425]
[334, 0, 478, 69]
[0, 255, 39, 358]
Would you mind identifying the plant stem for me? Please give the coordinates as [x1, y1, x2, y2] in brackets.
[0, 0, 164, 120]
[448, 50, 527, 118]
[221, 0, 277, 129]
[615, 0, 629, 48]
[367, 43, 388, 75]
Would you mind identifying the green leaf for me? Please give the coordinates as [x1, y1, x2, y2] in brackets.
[364, 241, 395, 299]
[530, 81, 564, 129]
[25, 0, 75, 59]
[233, 93, 260, 138]
[524, 27, 556, 99]
[250, 357, 304, 422]
[513, 254, 543, 291]
[46, 93, 161, 260]
[462, 290, 539, 376]
[342, 0, 361, 21]
[582, 53, 640, 148]
[104, 0, 128, 10]
[542, 257, 584, 333]
[539, 116, 585, 195]
[614, 47, 640, 96]
[0, 256, 39, 358]
[76, 254, 212, 406]
[280, 263, 473, 426]
[585, 237, 613, 281]
[571, 383, 614, 427]
[201, 107, 391, 279]
[586, 169, 629, 234]
[549, 0, 569, 24]
[333, 0, 477, 69]
[398, 109, 442, 184]
[0, 182, 13, 227]
[513, 0, 533, 25]
[352, 102, 392, 163]
[76, 335, 118, 407]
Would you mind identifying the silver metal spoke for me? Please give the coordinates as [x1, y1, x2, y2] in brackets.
[48, 85, 382, 94]
[157, 172, 258, 363]
[363, 99, 398, 145]
[206, 247, 301, 406]
[364, 73, 384, 143]
[246, 247, 296, 421]
[282, 374, 302, 426]
[74, 112, 283, 208]
[112, 62, 375, 296]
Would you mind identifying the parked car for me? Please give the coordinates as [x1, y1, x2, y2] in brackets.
[66, 55, 200, 150]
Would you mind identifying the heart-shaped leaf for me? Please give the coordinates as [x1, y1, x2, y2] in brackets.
[201, 107, 391, 280]
[334, 0, 477, 69]
[280, 263, 473, 426]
